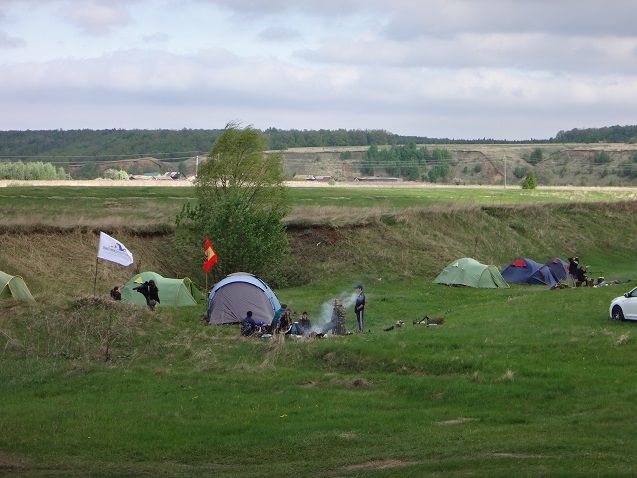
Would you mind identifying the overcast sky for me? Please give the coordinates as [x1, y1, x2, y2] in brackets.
[1, 0, 636, 139]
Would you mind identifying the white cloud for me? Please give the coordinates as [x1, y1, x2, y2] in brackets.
[0, 31, 25, 48]
[63, 2, 132, 35]
[1, 0, 637, 137]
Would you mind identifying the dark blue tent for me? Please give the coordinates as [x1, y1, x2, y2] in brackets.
[545, 258, 569, 281]
[501, 258, 558, 286]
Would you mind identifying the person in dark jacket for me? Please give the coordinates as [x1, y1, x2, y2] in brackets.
[240, 311, 256, 336]
[271, 304, 287, 332]
[354, 284, 366, 332]
[133, 279, 160, 310]
[299, 311, 312, 335]
[110, 286, 121, 301]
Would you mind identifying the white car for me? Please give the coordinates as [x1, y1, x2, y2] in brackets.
[610, 287, 637, 321]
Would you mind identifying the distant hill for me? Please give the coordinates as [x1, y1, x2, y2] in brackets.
[0, 128, 541, 163]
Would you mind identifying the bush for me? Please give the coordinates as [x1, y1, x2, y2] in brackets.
[528, 148, 543, 164]
[521, 171, 537, 189]
[513, 166, 528, 179]
[593, 151, 611, 164]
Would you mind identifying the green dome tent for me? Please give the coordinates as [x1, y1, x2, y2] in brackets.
[434, 258, 509, 289]
[121, 271, 204, 307]
[0, 270, 35, 302]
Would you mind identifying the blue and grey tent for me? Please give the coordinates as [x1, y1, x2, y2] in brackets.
[501, 258, 558, 286]
[545, 258, 569, 281]
[207, 272, 281, 325]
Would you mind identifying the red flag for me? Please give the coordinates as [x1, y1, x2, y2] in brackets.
[203, 236, 218, 272]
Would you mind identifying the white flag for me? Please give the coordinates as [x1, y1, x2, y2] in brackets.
[97, 232, 134, 267]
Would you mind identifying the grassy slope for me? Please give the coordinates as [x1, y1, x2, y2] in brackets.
[1, 189, 637, 476]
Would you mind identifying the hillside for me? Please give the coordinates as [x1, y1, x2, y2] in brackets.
[2, 201, 636, 297]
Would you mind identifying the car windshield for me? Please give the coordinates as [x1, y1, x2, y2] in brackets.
[629, 288, 637, 298]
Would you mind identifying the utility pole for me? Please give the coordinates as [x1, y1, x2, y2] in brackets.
[195, 155, 199, 178]
[503, 155, 507, 189]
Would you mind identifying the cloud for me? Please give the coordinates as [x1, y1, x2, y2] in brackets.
[63, 2, 132, 35]
[142, 33, 171, 44]
[0, 48, 636, 134]
[198, 0, 637, 37]
[0, 31, 25, 48]
[258, 26, 302, 42]
[296, 31, 637, 75]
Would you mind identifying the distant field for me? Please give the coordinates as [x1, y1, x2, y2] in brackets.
[1, 185, 636, 229]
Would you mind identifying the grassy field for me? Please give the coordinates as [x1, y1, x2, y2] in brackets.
[1, 186, 637, 476]
[1, 185, 637, 230]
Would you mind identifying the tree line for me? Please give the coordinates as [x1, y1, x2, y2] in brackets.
[0, 161, 67, 180]
[554, 125, 637, 143]
[0, 128, 555, 162]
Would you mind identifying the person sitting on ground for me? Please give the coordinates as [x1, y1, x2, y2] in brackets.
[270, 304, 287, 332]
[299, 311, 312, 335]
[576, 266, 588, 287]
[110, 286, 121, 301]
[287, 321, 303, 335]
[240, 311, 257, 337]
[278, 309, 292, 334]
[133, 279, 160, 311]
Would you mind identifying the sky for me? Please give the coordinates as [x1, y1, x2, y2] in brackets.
[1, 0, 636, 139]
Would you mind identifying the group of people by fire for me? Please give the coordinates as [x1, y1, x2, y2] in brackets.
[240, 284, 366, 338]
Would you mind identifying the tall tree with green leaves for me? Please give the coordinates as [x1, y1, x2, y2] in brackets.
[176, 123, 289, 283]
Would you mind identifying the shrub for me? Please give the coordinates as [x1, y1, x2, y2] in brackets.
[528, 148, 543, 164]
[521, 171, 537, 189]
[593, 151, 611, 164]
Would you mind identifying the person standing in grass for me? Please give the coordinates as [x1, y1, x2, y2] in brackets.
[354, 284, 366, 332]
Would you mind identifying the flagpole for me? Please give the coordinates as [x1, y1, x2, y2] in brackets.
[93, 257, 99, 297]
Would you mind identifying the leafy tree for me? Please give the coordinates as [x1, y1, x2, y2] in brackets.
[593, 151, 611, 164]
[521, 171, 537, 189]
[513, 166, 528, 179]
[0, 161, 67, 180]
[176, 123, 289, 284]
[527, 148, 543, 164]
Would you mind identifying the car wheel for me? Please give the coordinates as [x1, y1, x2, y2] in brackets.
[612, 305, 625, 321]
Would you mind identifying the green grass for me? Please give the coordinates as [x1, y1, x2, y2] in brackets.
[1, 186, 636, 230]
[2, 186, 637, 476]
[2, 274, 637, 476]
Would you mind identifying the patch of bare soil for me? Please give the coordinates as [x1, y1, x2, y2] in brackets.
[436, 417, 479, 426]
[300, 380, 320, 388]
[0, 452, 24, 468]
[343, 459, 416, 471]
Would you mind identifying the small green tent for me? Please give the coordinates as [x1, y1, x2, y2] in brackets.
[434, 258, 509, 288]
[121, 271, 204, 307]
[0, 270, 35, 302]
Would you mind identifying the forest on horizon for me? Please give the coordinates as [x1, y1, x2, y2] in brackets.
[0, 124, 635, 162]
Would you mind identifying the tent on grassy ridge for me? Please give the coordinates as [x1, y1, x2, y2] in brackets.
[121, 271, 204, 307]
[545, 257, 569, 281]
[434, 258, 509, 288]
[207, 272, 281, 325]
[501, 258, 558, 286]
[0, 270, 35, 302]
